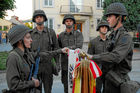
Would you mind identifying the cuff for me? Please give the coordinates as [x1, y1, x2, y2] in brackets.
[28, 80, 35, 88]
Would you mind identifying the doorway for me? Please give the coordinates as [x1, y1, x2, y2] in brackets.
[74, 23, 82, 32]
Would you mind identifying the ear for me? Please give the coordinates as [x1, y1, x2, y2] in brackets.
[18, 40, 24, 45]
[19, 40, 22, 43]
[118, 16, 122, 21]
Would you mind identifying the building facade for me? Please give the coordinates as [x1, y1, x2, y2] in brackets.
[33, 0, 104, 42]
[0, 19, 12, 32]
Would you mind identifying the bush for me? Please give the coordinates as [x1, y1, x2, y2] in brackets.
[0, 52, 9, 70]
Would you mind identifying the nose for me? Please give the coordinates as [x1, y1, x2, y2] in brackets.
[107, 17, 109, 22]
[30, 38, 32, 42]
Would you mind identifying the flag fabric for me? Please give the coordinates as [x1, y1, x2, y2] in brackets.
[90, 60, 102, 79]
[68, 49, 102, 93]
[68, 50, 79, 92]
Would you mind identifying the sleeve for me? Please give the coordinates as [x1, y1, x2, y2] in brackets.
[58, 33, 62, 48]
[87, 40, 95, 55]
[51, 29, 60, 64]
[51, 29, 60, 50]
[92, 33, 133, 64]
[6, 54, 35, 91]
[76, 31, 84, 49]
[39, 49, 62, 59]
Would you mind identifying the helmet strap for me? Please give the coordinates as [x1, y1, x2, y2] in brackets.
[66, 24, 73, 29]
[36, 21, 44, 26]
[113, 16, 121, 28]
[99, 28, 107, 35]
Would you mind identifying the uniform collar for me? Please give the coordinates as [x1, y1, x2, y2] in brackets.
[116, 26, 125, 31]
[14, 47, 35, 64]
[14, 47, 24, 57]
[98, 36, 108, 41]
[32, 27, 47, 34]
[64, 30, 74, 35]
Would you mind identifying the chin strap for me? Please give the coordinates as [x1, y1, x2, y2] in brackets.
[113, 16, 122, 29]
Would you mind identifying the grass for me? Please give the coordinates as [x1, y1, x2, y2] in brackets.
[0, 52, 9, 70]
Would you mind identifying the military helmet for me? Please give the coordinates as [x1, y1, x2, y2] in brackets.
[96, 20, 110, 31]
[32, 9, 47, 22]
[8, 25, 31, 46]
[62, 14, 76, 24]
[105, 2, 128, 16]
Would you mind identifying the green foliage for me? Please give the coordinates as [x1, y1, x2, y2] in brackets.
[103, 0, 140, 31]
[24, 22, 33, 29]
[0, 52, 9, 70]
[0, 0, 16, 19]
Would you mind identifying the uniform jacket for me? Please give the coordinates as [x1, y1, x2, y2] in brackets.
[88, 36, 108, 56]
[58, 30, 83, 70]
[92, 26, 133, 75]
[6, 48, 35, 93]
[30, 27, 60, 74]
[87, 36, 110, 73]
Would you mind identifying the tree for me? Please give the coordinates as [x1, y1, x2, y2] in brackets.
[0, 0, 16, 19]
[103, 0, 140, 31]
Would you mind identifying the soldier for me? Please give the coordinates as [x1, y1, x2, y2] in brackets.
[89, 2, 133, 93]
[6, 25, 40, 93]
[87, 20, 110, 93]
[30, 9, 68, 93]
[58, 14, 83, 93]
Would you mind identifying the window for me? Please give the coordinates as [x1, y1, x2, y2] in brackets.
[44, 0, 53, 7]
[70, 0, 83, 12]
[44, 18, 54, 29]
[4, 26, 8, 31]
[97, 0, 104, 9]
[97, 18, 101, 24]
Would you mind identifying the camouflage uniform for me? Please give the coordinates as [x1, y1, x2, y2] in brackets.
[31, 10, 60, 93]
[91, 3, 133, 93]
[6, 25, 37, 93]
[88, 20, 110, 93]
[58, 14, 83, 93]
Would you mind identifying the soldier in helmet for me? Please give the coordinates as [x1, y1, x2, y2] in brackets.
[6, 25, 40, 93]
[87, 20, 110, 93]
[58, 14, 83, 93]
[89, 2, 133, 93]
[30, 9, 68, 93]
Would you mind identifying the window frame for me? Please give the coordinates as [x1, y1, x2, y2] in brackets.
[44, 18, 55, 29]
[43, 0, 54, 7]
[96, 0, 104, 9]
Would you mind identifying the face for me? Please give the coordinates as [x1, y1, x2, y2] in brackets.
[35, 15, 44, 23]
[24, 33, 32, 48]
[99, 26, 108, 35]
[107, 15, 118, 28]
[65, 19, 74, 26]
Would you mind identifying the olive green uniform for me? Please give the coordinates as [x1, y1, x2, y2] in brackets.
[58, 30, 83, 93]
[6, 48, 36, 93]
[92, 27, 133, 93]
[88, 36, 109, 93]
[30, 27, 60, 93]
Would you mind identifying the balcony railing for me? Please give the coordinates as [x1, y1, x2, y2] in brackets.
[60, 5, 93, 16]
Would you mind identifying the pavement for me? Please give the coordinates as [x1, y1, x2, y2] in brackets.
[0, 43, 12, 52]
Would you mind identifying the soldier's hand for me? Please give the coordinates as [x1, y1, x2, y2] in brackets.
[75, 48, 83, 53]
[61, 47, 69, 53]
[86, 54, 93, 59]
[32, 77, 40, 87]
